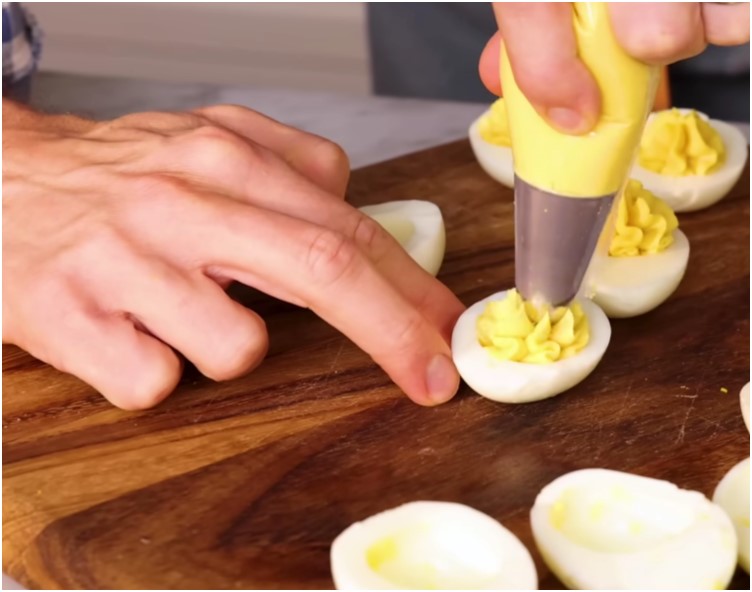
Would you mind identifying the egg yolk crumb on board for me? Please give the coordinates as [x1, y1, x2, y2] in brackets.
[638, 108, 726, 176]
[609, 179, 678, 257]
[476, 289, 589, 364]
[478, 98, 512, 147]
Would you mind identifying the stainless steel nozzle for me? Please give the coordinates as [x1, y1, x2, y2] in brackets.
[515, 176, 615, 306]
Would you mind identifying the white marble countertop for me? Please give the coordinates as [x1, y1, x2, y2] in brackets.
[31, 72, 489, 170]
[28, 72, 752, 170]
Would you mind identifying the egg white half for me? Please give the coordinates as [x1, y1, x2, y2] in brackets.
[632, 111, 748, 213]
[585, 229, 690, 318]
[741, 383, 750, 432]
[359, 200, 446, 277]
[468, 112, 515, 188]
[531, 469, 738, 590]
[713, 458, 750, 573]
[330, 501, 537, 590]
[451, 290, 611, 403]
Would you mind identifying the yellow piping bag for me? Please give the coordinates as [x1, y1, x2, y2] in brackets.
[502, 2, 659, 305]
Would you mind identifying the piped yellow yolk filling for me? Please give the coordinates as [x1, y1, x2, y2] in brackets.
[609, 179, 678, 257]
[476, 289, 589, 364]
[478, 98, 512, 147]
[638, 108, 726, 176]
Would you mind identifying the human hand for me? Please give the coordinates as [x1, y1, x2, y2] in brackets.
[479, 2, 750, 134]
[2, 101, 463, 409]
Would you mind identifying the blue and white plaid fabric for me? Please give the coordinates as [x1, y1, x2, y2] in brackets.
[2, 2, 42, 98]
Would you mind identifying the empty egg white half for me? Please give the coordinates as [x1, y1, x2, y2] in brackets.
[468, 113, 515, 188]
[632, 111, 748, 213]
[741, 383, 750, 432]
[330, 501, 537, 590]
[713, 458, 750, 573]
[585, 229, 690, 318]
[359, 200, 446, 276]
[451, 290, 611, 404]
[531, 468, 738, 590]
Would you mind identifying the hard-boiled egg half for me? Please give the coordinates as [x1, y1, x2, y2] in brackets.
[585, 179, 690, 318]
[330, 501, 537, 590]
[531, 469, 738, 590]
[713, 458, 750, 573]
[451, 289, 610, 403]
[632, 108, 748, 212]
[741, 382, 750, 432]
[359, 200, 445, 276]
[468, 98, 515, 188]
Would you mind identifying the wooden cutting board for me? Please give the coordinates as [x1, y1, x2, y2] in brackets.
[3, 140, 750, 590]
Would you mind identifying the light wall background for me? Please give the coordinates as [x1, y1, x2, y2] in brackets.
[31, 2, 371, 93]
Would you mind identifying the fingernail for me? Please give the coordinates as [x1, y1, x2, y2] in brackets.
[547, 107, 589, 134]
[425, 354, 460, 405]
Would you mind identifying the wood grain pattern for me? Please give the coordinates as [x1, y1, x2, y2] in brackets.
[3, 139, 750, 590]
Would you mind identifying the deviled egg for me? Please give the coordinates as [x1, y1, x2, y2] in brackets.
[741, 382, 750, 432]
[359, 200, 445, 276]
[330, 501, 537, 590]
[468, 98, 515, 188]
[452, 289, 610, 403]
[713, 458, 750, 573]
[585, 179, 690, 318]
[632, 108, 748, 212]
[531, 469, 738, 590]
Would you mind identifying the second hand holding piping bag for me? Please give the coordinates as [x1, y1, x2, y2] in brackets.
[501, 2, 659, 306]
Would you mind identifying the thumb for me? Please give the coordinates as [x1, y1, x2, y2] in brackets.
[493, 2, 601, 135]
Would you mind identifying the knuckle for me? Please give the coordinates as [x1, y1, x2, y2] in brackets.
[180, 125, 266, 169]
[391, 312, 426, 352]
[621, 22, 699, 62]
[350, 214, 390, 258]
[189, 124, 237, 144]
[204, 325, 269, 381]
[130, 172, 186, 201]
[311, 138, 350, 176]
[305, 229, 359, 286]
[200, 103, 251, 120]
[119, 356, 181, 411]
[194, 125, 237, 152]
[514, 67, 556, 105]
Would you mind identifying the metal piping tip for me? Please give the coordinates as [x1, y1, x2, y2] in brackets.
[514, 176, 615, 306]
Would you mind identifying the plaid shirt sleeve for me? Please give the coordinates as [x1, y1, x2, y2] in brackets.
[3, 2, 42, 98]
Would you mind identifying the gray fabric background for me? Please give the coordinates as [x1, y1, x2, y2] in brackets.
[367, 2, 750, 120]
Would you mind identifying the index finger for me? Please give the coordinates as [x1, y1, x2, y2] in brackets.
[178, 196, 461, 406]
